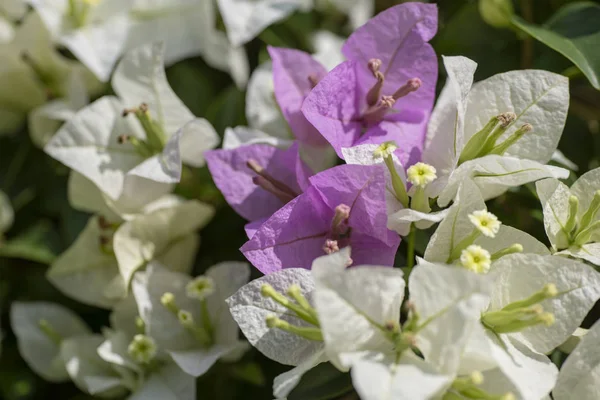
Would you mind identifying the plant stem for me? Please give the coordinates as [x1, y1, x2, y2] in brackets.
[520, 0, 534, 69]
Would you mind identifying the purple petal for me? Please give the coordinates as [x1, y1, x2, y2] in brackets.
[244, 218, 267, 239]
[301, 61, 362, 158]
[205, 143, 307, 222]
[269, 46, 329, 147]
[242, 164, 400, 273]
[343, 3, 438, 114]
[309, 164, 397, 247]
[241, 187, 332, 274]
[350, 232, 400, 267]
[356, 110, 429, 167]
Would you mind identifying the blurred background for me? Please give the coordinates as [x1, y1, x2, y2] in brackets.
[1, 0, 599, 398]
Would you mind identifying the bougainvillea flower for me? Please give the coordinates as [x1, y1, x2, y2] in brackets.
[302, 3, 438, 166]
[241, 164, 400, 273]
[269, 46, 329, 147]
[205, 143, 312, 227]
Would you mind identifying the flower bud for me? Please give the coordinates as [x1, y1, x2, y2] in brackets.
[479, 0, 515, 28]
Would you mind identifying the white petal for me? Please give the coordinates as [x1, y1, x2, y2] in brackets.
[216, 0, 310, 46]
[554, 319, 600, 400]
[491, 253, 600, 353]
[222, 126, 293, 150]
[313, 265, 405, 370]
[28, 100, 76, 149]
[571, 167, 600, 222]
[60, 14, 130, 82]
[114, 200, 214, 286]
[226, 268, 323, 366]
[351, 351, 452, 400]
[60, 334, 127, 397]
[408, 261, 492, 322]
[480, 336, 557, 400]
[112, 42, 195, 137]
[388, 208, 448, 236]
[424, 55, 477, 196]
[10, 301, 90, 381]
[273, 350, 328, 399]
[424, 179, 485, 263]
[177, 118, 219, 167]
[169, 344, 236, 377]
[130, 264, 197, 351]
[201, 29, 250, 89]
[205, 262, 251, 345]
[558, 243, 600, 266]
[46, 216, 121, 309]
[109, 296, 141, 338]
[128, 363, 195, 400]
[67, 171, 174, 221]
[44, 96, 145, 200]
[465, 70, 569, 164]
[311, 31, 345, 71]
[245, 62, 291, 139]
[551, 150, 578, 171]
[536, 178, 571, 249]
[438, 155, 569, 207]
[127, 130, 182, 183]
[97, 330, 141, 372]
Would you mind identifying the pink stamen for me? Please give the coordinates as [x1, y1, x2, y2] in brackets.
[380, 95, 395, 109]
[308, 74, 319, 88]
[392, 78, 421, 100]
[368, 58, 382, 75]
[247, 159, 298, 199]
[366, 71, 385, 107]
[252, 176, 295, 204]
[323, 239, 340, 254]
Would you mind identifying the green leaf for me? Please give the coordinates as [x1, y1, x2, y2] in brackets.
[512, 2, 600, 89]
[288, 362, 353, 400]
[0, 221, 58, 264]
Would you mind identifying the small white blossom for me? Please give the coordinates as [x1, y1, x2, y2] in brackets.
[127, 334, 157, 364]
[460, 245, 491, 273]
[407, 162, 437, 187]
[186, 276, 216, 301]
[468, 210, 501, 238]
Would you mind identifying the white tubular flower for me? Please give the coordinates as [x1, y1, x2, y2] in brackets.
[127, 334, 157, 364]
[407, 162, 437, 187]
[460, 245, 491, 274]
[468, 210, 501, 237]
[186, 276, 216, 300]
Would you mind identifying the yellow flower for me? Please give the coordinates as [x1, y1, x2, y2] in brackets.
[406, 162, 437, 187]
[468, 210, 501, 238]
[373, 141, 398, 159]
[460, 245, 492, 274]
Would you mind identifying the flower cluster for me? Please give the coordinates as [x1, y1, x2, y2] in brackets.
[7, 2, 600, 400]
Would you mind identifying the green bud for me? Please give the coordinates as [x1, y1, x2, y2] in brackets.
[459, 113, 516, 164]
[479, 0, 515, 29]
[577, 190, 600, 234]
[261, 284, 319, 326]
[564, 195, 580, 236]
[410, 186, 431, 213]
[160, 292, 179, 315]
[384, 157, 409, 208]
[489, 123, 533, 156]
[265, 315, 323, 341]
[490, 243, 523, 261]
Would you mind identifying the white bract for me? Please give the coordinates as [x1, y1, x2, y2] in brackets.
[216, 0, 312, 47]
[131, 262, 250, 377]
[424, 179, 549, 268]
[10, 302, 91, 381]
[47, 199, 213, 308]
[28, 0, 133, 82]
[536, 167, 600, 265]
[423, 56, 570, 206]
[45, 42, 219, 201]
[343, 143, 448, 236]
[0, 11, 100, 136]
[226, 249, 340, 398]
[553, 319, 600, 400]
